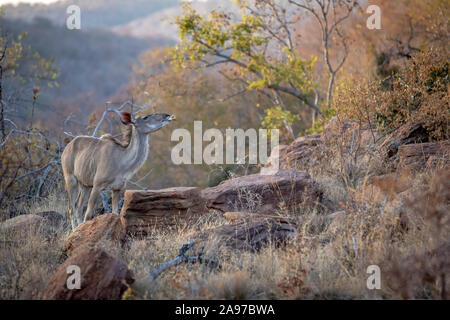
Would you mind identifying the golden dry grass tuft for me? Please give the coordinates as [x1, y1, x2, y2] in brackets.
[0, 223, 66, 299]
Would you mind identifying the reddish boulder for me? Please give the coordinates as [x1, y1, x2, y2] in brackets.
[202, 169, 322, 214]
[261, 134, 322, 173]
[40, 247, 134, 300]
[120, 187, 205, 236]
[64, 213, 126, 255]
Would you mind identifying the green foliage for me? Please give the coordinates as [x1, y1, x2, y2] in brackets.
[172, 2, 317, 100]
[0, 31, 59, 87]
[261, 106, 300, 130]
[32, 52, 59, 88]
[0, 34, 24, 74]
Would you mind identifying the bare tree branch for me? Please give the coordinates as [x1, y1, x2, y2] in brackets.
[289, 0, 354, 108]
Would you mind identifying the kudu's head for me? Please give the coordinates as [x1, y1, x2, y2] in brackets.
[121, 112, 176, 134]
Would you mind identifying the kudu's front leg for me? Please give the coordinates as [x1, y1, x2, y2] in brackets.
[112, 189, 122, 214]
[76, 185, 91, 226]
[84, 186, 101, 222]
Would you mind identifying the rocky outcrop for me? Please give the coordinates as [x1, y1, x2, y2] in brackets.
[261, 134, 322, 174]
[281, 134, 322, 169]
[189, 217, 297, 252]
[398, 140, 450, 170]
[379, 122, 430, 167]
[40, 247, 134, 300]
[120, 170, 321, 234]
[64, 214, 126, 256]
[120, 187, 205, 236]
[202, 169, 322, 215]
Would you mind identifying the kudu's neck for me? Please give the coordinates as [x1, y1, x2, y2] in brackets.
[121, 125, 149, 173]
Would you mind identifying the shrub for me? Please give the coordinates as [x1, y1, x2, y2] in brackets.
[0, 132, 63, 216]
[335, 48, 449, 141]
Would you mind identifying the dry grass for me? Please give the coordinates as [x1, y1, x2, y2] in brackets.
[120, 165, 448, 300]
[0, 123, 448, 300]
[0, 223, 66, 299]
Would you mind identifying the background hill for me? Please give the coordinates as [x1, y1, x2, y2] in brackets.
[1, 0, 181, 129]
[2, 0, 179, 28]
[112, 0, 234, 41]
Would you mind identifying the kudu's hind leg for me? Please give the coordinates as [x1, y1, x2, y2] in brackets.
[65, 175, 78, 231]
[75, 185, 91, 226]
[83, 185, 101, 222]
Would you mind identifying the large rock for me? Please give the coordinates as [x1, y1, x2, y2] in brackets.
[0, 214, 44, 236]
[64, 213, 126, 256]
[281, 134, 322, 169]
[398, 140, 450, 170]
[379, 122, 430, 168]
[189, 217, 297, 253]
[120, 187, 205, 236]
[1, 211, 67, 236]
[260, 134, 322, 173]
[202, 169, 322, 214]
[40, 247, 134, 300]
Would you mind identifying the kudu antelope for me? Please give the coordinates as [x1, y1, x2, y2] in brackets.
[61, 111, 175, 230]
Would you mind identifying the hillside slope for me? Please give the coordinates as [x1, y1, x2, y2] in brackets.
[0, 16, 172, 127]
[2, 0, 179, 28]
[112, 0, 234, 41]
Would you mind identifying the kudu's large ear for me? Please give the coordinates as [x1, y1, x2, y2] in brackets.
[121, 112, 134, 125]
